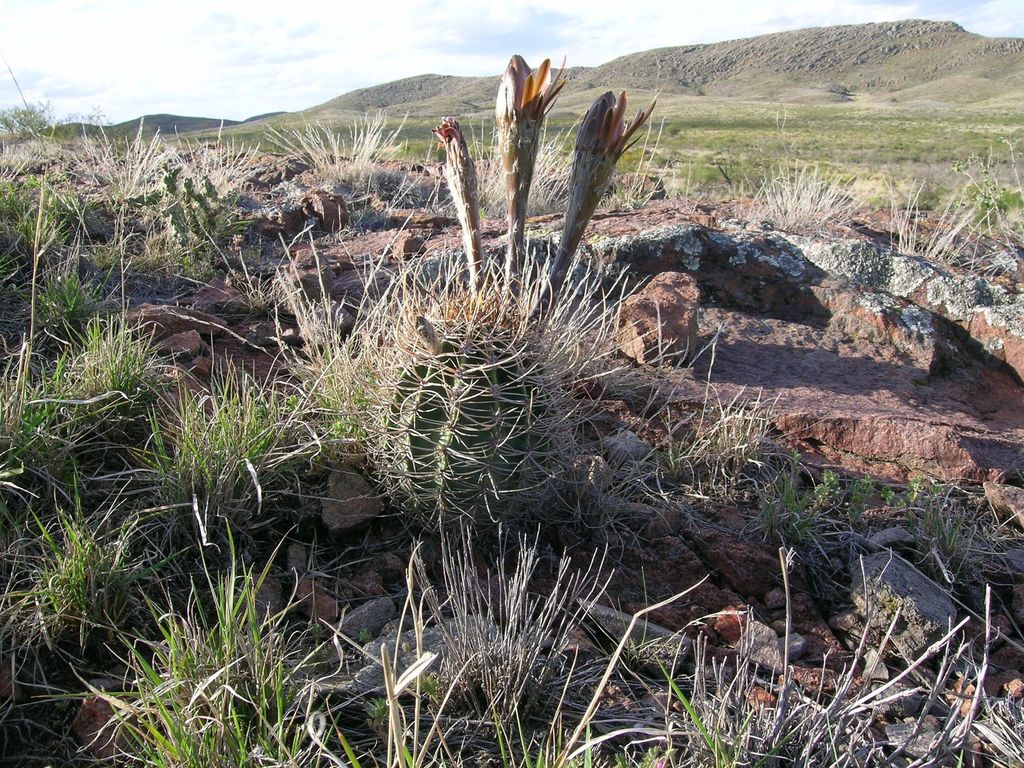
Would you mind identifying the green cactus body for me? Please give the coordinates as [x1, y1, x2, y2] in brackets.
[370, 312, 567, 529]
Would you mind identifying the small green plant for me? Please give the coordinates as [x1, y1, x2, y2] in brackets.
[26, 507, 145, 649]
[953, 140, 1024, 239]
[756, 454, 839, 546]
[157, 165, 243, 261]
[35, 270, 103, 345]
[0, 176, 81, 263]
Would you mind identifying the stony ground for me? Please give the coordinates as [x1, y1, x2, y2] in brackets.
[2, 140, 1024, 765]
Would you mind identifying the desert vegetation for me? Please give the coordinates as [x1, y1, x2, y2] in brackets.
[1, 35, 1024, 768]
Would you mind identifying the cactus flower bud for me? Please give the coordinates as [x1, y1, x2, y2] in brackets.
[495, 55, 565, 281]
[547, 91, 655, 303]
[434, 116, 483, 293]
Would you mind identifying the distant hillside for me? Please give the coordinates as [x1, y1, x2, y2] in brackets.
[299, 19, 1024, 120]
[108, 114, 241, 138]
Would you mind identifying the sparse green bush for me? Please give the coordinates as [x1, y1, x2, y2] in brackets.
[0, 102, 56, 139]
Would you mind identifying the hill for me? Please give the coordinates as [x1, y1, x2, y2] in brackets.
[299, 19, 1024, 121]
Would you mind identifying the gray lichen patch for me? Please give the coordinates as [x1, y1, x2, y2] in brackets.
[925, 275, 1004, 320]
[899, 306, 935, 340]
[587, 224, 706, 271]
[801, 239, 934, 296]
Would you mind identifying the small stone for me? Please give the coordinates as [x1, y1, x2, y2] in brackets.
[157, 329, 204, 358]
[1004, 677, 1024, 701]
[191, 279, 245, 314]
[1002, 549, 1024, 581]
[127, 303, 224, 340]
[713, 609, 746, 645]
[852, 552, 957, 660]
[330, 302, 356, 336]
[617, 271, 700, 365]
[600, 429, 653, 465]
[392, 233, 425, 259]
[744, 620, 785, 671]
[747, 686, 778, 708]
[884, 718, 941, 759]
[764, 588, 786, 610]
[190, 354, 213, 378]
[584, 602, 687, 648]
[72, 695, 121, 760]
[868, 526, 917, 551]
[302, 189, 349, 233]
[322, 468, 384, 537]
[255, 579, 284, 619]
[862, 647, 889, 681]
[352, 627, 444, 694]
[287, 543, 307, 574]
[278, 325, 301, 348]
[984, 482, 1024, 530]
[785, 632, 808, 662]
[295, 578, 340, 623]
[340, 597, 397, 642]
[829, 610, 861, 635]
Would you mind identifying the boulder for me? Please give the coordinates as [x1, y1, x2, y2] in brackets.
[617, 271, 700, 364]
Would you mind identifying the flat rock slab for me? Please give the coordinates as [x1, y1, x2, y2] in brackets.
[672, 306, 1024, 482]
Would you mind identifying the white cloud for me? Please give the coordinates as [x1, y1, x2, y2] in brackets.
[1, 0, 1020, 122]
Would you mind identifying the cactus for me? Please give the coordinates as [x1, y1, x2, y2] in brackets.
[362, 280, 575, 529]
[356, 65, 655, 530]
[159, 166, 242, 255]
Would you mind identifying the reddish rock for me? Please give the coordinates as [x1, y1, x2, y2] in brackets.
[385, 210, 457, 229]
[322, 468, 384, 537]
[157, 329, 204, 358]
[128, 303, 224, 340]
[285, 263, 335, 303]
[294, 578, 340, 623]
[673, 306, 1024, 483]
[969, 310, 1024, 382]
[1005, 677, 1024, 701]
[391, 232, 426, 259]
[190, 279, 246, 314]
[302, 189, 349, 233]
[747, 686, 778, 708]
[713, 608, 746, 645]
[342, 569, 386, 598]
[72, 695, 122, 760]
[984, 482, 1024, 529]
[189, 354, 213, 379]
[692, 529, 780, 599]
[617, 271, 700, 364]
[247, 203, 306, 239]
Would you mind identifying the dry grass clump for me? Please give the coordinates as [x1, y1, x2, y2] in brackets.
[267, 112, 406, 189]
[476, 131, 572, 219]
[749, 163, 855, 232]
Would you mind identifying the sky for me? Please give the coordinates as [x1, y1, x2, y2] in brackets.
[2, 0, 1022, 124]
